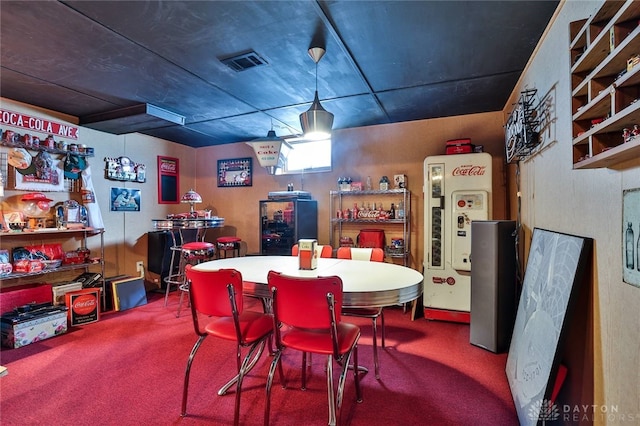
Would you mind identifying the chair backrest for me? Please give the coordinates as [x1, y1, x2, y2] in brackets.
[336, 247, 384, 262]
[291, 244, 333, 258]
[185, 265, 244, 317]
[267, 270, 343, 329]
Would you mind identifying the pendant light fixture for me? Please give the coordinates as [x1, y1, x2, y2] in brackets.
[299, 46, 334, 140]
[246, 122, 292, 175]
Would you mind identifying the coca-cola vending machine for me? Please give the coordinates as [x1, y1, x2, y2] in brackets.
[423, 153, 492, 322]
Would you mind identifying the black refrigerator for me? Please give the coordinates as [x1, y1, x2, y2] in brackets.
[259, 198, 317, 255]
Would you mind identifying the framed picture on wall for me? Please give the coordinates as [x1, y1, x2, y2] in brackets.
[110, 187, 141, 212]
[157, 156, 179, 203]
[506, 228, 592, 426]
[217, 157, 252, 187]
[623, 188, 640, 288]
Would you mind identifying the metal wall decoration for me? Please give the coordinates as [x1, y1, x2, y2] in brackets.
[505, 89, 544, 163]
[217, 157, 252, 187]
[105, 156, 146, 182]
[623, 188, 640, 288]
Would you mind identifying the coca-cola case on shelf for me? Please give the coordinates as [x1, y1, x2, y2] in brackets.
[65, 288, 101, 326]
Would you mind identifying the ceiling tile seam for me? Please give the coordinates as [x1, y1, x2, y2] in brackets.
[61, 2, 278, 119]
[0, 65, 124, 111]
[314, 0, 391, 122]
[370, 69, 526, 95]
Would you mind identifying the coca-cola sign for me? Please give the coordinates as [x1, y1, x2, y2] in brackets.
[451, 164, 487, 176]
[246, 140, 283, 167]
[67, 289, 100, 326]
[358, 210, 381, 219]
[159, 158, 178, 175]
[0, 108, 79, 139]
[72, 295, 97, 315]
[431, 276, 456, 286]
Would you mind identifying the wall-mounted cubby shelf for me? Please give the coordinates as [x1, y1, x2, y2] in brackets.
[570, 0, 640, 169]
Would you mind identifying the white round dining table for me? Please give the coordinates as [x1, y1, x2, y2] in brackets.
[193, 255, 423, 308]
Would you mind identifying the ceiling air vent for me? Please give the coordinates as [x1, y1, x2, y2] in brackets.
[221, 51, 268, 72]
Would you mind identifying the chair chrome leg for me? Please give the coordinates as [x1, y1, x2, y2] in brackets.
[181, 335, 207, 416]
[233, 339, 262, 426]
[218, 338, 266, 396]
[301, 352, 308, 390]
[264, 349, 283, 426]
[371, 317, 380, 380]
[326, 355, 336, 426]
[352, 344, 363, 403]
[380, 309, 385, 348]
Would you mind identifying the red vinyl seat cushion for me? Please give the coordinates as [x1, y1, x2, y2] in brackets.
[281, 323, 360, 355]
[204, 311, 273, 343]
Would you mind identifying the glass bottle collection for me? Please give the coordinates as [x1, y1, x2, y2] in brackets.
[337, 175, 396, 191]
[335, 174, 405, 221]
[336, 200, 406, 221]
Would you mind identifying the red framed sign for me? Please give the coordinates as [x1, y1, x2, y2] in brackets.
[157, 156, 179, 204]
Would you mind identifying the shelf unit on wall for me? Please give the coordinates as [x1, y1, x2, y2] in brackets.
[570, 0, 640, 169]
[0, 228, 106, 308]
[329, 188, 410, 265]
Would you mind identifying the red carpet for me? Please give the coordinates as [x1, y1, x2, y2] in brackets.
[0, 292, 517, 425]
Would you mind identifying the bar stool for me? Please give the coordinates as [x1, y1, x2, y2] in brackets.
[163, 224, 205, 308]
[216, 236, 242, 258]
[166, 241, 216, 317]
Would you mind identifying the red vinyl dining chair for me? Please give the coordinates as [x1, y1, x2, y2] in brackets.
[291, 243, 333, 258]
[336, 246, 385, 379]
[182, 265, 273, 426]
[264, 271, 363, 426]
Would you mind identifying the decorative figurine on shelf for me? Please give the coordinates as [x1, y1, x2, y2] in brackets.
[56, 200, 88, 229]
[623, 128, 632, 143]
[379, 176, 389, 190]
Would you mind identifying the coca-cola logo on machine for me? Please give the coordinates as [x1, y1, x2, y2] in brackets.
[451, 164, 487, 176]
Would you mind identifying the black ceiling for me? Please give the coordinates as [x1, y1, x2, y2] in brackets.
[0, 0, 559, 148]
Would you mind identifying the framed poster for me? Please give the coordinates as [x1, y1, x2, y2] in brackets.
[217, 157, 252, 187]
[623, 188, 640, 288]
[157, 156, 179, 204]
[110, 187, 140, 212]
[506, 228, 592, 426]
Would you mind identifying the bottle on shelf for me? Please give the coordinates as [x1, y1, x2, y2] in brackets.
[366, 176, 373, 191]
[397, 200, 404, 219]
[637, 223, 640, 272]
[390, 203, 396, 219]
[626, 222, 634, 269]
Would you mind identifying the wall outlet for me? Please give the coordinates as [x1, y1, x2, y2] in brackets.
[136, 261, 144, 273]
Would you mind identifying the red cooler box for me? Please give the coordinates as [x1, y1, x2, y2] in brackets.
[0, 283, 53, 313]
[1, 305, 68, 348]
[357, 229, 385, 249]
[446, 138, 474, 154]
